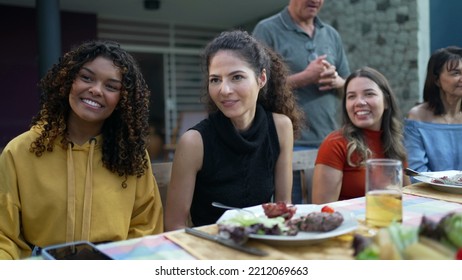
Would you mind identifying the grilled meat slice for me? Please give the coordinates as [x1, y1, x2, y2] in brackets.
[288, 211, 344, 232]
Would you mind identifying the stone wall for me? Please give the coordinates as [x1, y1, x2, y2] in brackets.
[320, 0, 422, 117]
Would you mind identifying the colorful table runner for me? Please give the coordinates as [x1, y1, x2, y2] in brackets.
[95, 194, 462, 260]
[331, 194, 462, 226]
[97, 235, 195, 260]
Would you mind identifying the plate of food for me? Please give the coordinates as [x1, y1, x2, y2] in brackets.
[413, 170, 462, 194]
[216, 203, 358, 246]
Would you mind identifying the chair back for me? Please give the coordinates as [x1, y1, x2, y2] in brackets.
[292, 149, 319, 204]
[164, 111, 207, 159]
[151, 161, 173, 208]
[152, 161, 194, 227]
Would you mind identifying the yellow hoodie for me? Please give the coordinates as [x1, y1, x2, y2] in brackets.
[0, 126, 163, 259]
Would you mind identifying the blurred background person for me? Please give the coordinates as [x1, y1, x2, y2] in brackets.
[147, 119, 166, 162]
[253, 0, 350, 203]
[312, 67, 410, 204]
[164, 30, 304, 230]
[404, 46, 462, 180]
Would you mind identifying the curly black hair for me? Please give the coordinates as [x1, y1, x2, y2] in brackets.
[30, 40, 151, 182]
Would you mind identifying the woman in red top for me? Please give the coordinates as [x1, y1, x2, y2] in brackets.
[312, 67, 410, 203]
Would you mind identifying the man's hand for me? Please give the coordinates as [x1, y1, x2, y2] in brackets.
[318, 60, 344, 91]
[288, 55, 327, 88]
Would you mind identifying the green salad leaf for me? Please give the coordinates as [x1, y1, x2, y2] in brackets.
[220, 213, 288, 231]
[441, 213, 462, 248]
[356, 244, 380, 260]
[387, 221, 419, 253]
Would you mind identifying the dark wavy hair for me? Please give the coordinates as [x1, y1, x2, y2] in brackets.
[30, 40, 151, 183]
[424, 46, 462, 115]
[341, 67, 407, 166]
[200, 30, 305, 138]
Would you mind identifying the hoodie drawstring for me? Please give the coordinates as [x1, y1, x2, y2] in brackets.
[66, 138, 96, 242]
[66, 143, 76, 243]
[81, 138, 96, 241]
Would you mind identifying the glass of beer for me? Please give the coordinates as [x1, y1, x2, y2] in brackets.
[365, 159, 403, 227]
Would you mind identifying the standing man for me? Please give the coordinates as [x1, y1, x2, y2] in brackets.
[253, 0, 350, 203]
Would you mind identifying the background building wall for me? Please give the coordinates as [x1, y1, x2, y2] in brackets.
[320, 0, 425, 117]
[2, 1, 461, 149]
[0, 5, 96, 147]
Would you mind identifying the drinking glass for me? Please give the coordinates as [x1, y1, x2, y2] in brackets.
[365, 159, 403, 227]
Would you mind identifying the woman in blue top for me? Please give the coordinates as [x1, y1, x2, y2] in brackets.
[404, 46, 462, 179]
[164, 30, 304, 230]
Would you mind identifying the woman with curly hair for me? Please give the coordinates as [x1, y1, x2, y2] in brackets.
[312, 67, 410, 204]
[164, 30, 305, 230]
[0, 40, 163, 259]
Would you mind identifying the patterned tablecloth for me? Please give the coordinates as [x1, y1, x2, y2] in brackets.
[403, 182, 462, 203]
[96, 192, 462, 260]
[329, 193, 462, 227]
[97, 234, 196, 260]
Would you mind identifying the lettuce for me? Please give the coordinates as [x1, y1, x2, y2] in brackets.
[220, 213, 288, 231]
[356, 244, 380, 260]
[387, 221, 418, 253]
[440, 212, 462, 248]
[217, 213, 293, 244]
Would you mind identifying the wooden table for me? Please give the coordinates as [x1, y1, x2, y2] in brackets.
[95, 185, 462, 260]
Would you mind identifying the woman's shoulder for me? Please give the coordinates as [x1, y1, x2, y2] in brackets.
[173, 129, 204, 173]
[318, 130, 347, 150]
[271, 112, 293, 139]
[1, 128, 40, 157]
[4, 128, 39, 147]
[316, 130, 347, 163]
[323, 130, 345, 142]
[177, 129, 203, 147]
[271, 112, 292, 127]
[407, 103, 434, 121]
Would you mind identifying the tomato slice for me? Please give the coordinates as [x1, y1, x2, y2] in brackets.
[321, 205, 335, 213]
[456, 248, 462, 260]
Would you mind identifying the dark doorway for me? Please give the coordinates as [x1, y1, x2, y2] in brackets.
[133, 52, 165, 161]
[430, 0, 462, 52]
[133, 52, 164, 124]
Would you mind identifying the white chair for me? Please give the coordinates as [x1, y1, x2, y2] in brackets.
[292, 149, 318, 204]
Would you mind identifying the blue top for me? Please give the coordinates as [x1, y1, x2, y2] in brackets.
[253, 7, 350, 146]
[404, 119, 462, 181]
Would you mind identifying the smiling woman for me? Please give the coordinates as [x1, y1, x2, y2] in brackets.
[164, 30, 305, 231]
[404, 46, 462, 178]
[0, 40, 164, 260]
[345, 76, 386, 132]
[312, 67, 410, 204]
[67, 56, 122, 145]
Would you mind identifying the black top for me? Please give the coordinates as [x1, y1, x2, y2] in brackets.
[190, 105, 280, 226]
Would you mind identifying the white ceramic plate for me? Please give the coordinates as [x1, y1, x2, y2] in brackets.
[216, 204, 358, 246]
[414, 170, 462, 194]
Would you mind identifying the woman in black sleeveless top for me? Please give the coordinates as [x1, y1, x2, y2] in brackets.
[165, 30, 304, 230]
